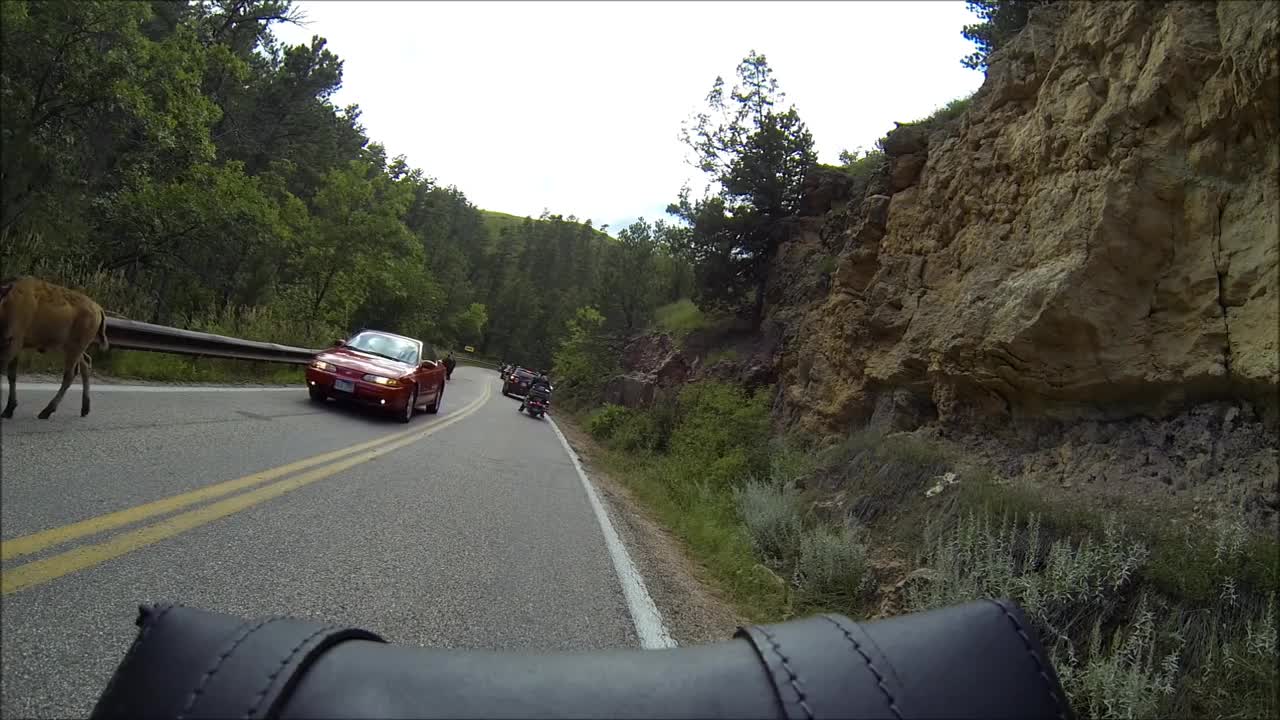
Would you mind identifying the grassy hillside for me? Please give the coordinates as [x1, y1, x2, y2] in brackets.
[480, 209, 614, 243]
[478, 209, 531, 238]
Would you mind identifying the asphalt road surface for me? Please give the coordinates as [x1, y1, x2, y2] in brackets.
[0, 366, 654, 718]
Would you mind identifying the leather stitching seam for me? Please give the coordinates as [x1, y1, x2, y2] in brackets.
[178, 617, 281, 720]
[244, 625, 338, 719]
[821, 615, 904, 719]
[989, 599, 1068, 720]
[756, 626, 815, 720]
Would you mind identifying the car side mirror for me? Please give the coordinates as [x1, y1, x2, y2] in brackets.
[332, 338, 345, 347]
[420, 360, 438, 369]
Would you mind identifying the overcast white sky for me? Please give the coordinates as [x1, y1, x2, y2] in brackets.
[273, 1, 985, 234]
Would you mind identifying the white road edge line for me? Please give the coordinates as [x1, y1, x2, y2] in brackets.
[13, 383, 298, 393]
[547, 415, 677, 650]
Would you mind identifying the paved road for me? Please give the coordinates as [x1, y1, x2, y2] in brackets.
[0, 366, 644, 718]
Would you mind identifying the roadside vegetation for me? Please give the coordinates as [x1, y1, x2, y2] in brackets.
[570, 386, 1278, 720]
[550, 8, 1278, 717]
[2, 0, 694, 380]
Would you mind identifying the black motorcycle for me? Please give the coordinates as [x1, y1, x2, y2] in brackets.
[521, 386, 551, 419]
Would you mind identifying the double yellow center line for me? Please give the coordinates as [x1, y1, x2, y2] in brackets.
[1, 383, 491, 595]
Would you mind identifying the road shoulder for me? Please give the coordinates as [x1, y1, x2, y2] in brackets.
[554, 417, 744, 645]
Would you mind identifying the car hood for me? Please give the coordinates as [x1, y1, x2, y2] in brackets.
[316, 349, 415, 378]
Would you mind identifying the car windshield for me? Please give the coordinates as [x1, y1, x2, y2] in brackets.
[515, 369, 535, 380]
[345, 332, 419, 365]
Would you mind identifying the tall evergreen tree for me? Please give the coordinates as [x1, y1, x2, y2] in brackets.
[670, 50, 816, 327]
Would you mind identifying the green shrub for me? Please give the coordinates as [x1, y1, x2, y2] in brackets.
[769, 438, 820, 486]
[669, 382, 771, 488]
[704, 347, 739, 367]
[734, 476, 803, 564]
[820, 430, 950, 523]
[552, 306, 617, 408]
[837, 148, 887, 182]
[1055, 593, 1182, 720]
[587, 404, 630, 441]
[612, 409, 663, 453]
[907, 511, 1149, 640]
[798, 524, 871, 599]
[1184, 591, 1278, 719]
[653, 299, 708, 339]
[921, 94, 975, 125]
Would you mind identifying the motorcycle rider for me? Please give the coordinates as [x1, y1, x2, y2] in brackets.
[518, 372, 552, 413]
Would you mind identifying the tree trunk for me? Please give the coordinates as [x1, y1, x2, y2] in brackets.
[752, 270, 767, 330]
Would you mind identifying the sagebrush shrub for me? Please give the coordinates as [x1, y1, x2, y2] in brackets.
[1055, 593, 1182, 720]
[798, 524, 870, 598]
[734, 477, 803, 564]
[907, 511, 1149, 640]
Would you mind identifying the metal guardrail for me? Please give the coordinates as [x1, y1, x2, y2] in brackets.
[104, 318, 321, 365]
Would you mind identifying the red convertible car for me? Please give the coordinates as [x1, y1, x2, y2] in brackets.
[305, 330, 446, 423]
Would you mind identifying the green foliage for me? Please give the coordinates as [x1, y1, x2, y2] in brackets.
[1055, 593, 1183, 720]
[582, 402, 1274, 720]
[923, 94, 975, 124]
[837, 148, 887, 181]
[670, 50, 818, 325]
[960, 0, 1053, 70]
[734, 477, 804, 563]
[818, 429, 950, 524]
[1182, 592, 1278, 720]
[574, 382, 787, 622]
[589, 381, 769, 480]
[798, 525, 871, 600]
[551, 306, 616, 408]
[0, 0, 693, 375]
[479, 209, 530, 238]
[653, 299, 709, 339]
[452, 303, 488, 346]
[21, 348, 301, 385]
[587, 404, 630, 441]
[611, 406, 671, 454]
[908, 511, 1150, 641]
[668, 382, 772, 488]
[915, 484, 1279, 720]
[591, 447, 790, 623]
[704, 347, 739, 366]
[602, 220, 662, 331]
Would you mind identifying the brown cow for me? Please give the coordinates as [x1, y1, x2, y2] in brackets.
[0, 276, 109, 419]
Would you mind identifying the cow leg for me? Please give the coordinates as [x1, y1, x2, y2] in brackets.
[1, 350, 16, 419]
[37, 350, 79, 419]
[80, 352, 92, 417]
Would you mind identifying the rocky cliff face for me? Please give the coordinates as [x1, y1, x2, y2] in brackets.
[775, 0, 1278, 436]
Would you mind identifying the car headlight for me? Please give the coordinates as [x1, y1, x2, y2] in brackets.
[311, 360, 333, 371]
[363, 374, 399, 386]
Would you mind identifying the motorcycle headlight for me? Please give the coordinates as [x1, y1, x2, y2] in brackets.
[363, 374, 399, 386]
[311, 360, 334, 371]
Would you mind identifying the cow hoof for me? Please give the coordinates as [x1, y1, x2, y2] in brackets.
[81, 408, 90, 417]
[0, 410, 12, 420]
[37, 410, 52, 420]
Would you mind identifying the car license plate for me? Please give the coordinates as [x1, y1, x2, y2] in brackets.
[334, 379, 354, 393]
